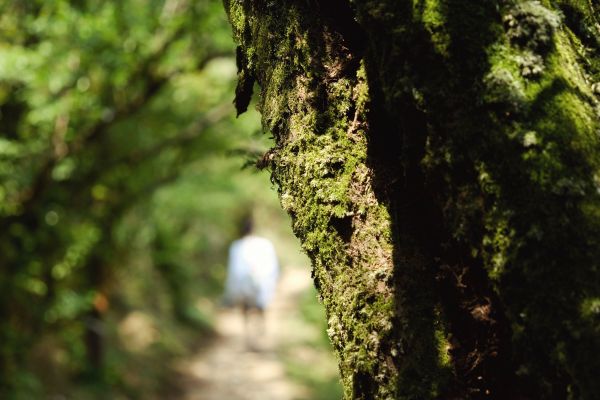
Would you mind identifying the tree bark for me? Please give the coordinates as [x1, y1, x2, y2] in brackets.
[224, 1, 600, 398]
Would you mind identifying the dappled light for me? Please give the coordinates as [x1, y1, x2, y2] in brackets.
[0, 1, 340, 398]
[4, 0, 599, 398]
[175, 268, 340, 400]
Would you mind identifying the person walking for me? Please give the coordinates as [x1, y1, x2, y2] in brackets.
[223, 216, 279, 348]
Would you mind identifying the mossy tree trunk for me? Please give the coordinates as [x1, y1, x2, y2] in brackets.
[223, 1, 600, 398]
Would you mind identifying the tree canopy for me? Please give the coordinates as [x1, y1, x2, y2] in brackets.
[0, 1, 297, 397]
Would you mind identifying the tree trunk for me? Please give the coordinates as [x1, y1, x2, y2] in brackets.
[223, 1, 600, 398]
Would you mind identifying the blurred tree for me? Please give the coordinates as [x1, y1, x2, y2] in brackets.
[0, 0, 261, 396]
[225, 0, 600, 399]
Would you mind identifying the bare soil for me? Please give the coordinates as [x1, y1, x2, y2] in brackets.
[174, 267, 319, 400]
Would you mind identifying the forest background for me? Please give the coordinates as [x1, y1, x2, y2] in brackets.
[0, 1, 339, 399]
[6, 0, 600, 399]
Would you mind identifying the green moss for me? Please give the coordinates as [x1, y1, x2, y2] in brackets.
[504, 1, 561, 53]
[223, 0, 246, 43]
[554, 0, 600, 84]
[414, 0, 451, 57]
[225, 4, 402, 390]
[483, 66, 526, 110]
[225, 0, 600, 397]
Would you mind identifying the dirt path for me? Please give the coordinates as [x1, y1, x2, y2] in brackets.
[174, 267, 318, 400]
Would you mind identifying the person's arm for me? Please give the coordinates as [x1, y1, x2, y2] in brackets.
[223, 242, 239, 303]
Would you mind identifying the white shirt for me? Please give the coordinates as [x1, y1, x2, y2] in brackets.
[225, 235, 279, 308]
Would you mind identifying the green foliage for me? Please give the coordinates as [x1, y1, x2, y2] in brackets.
[0, 1, 291, 397]
[284, 286, 343, 400]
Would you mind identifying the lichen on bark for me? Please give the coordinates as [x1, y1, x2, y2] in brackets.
[224, 1, 407, 397]
[224, 0, 600, 398]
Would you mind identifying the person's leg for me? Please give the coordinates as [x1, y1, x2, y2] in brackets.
[256, 307, 265, 337]
[241, 302, 251, 347]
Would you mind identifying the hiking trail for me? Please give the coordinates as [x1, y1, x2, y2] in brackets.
[174, 266, 332, 400]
